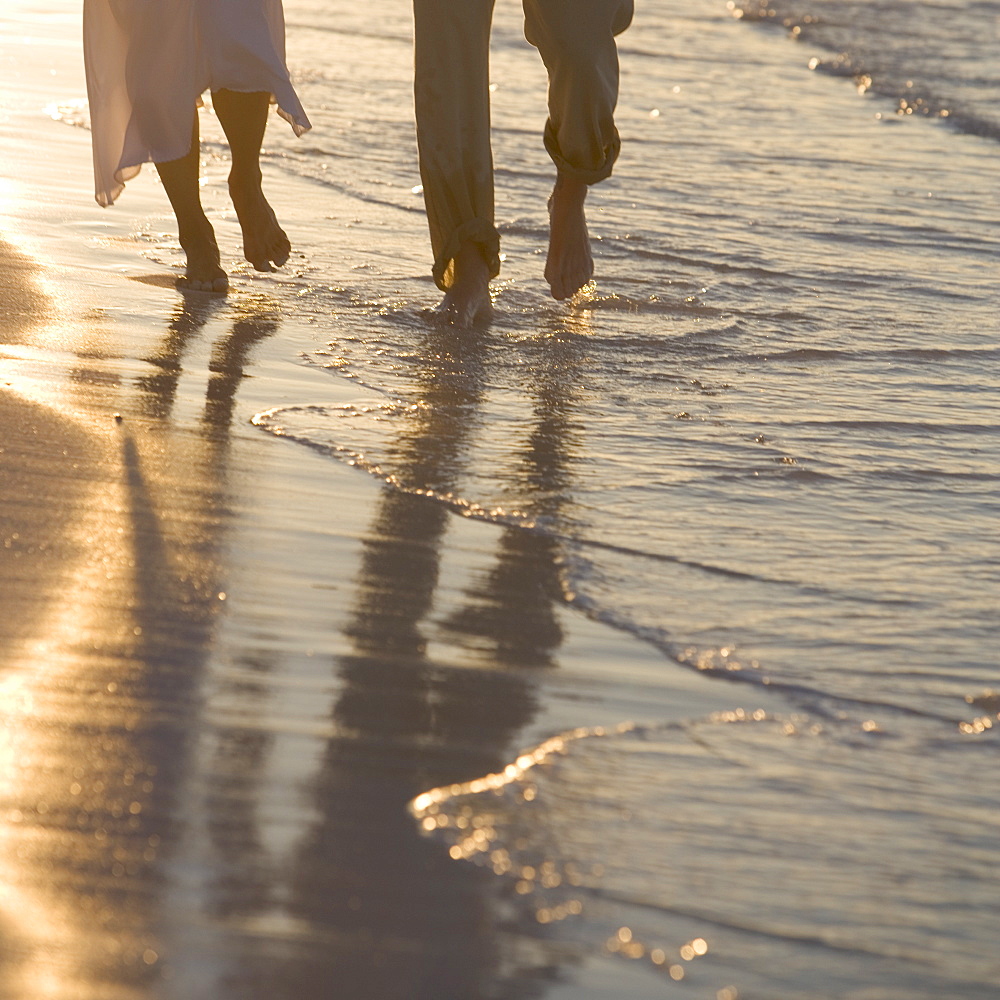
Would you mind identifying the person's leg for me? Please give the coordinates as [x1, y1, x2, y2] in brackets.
[155, 110, 229, 294]
[523, 0, 634, 300]
[413, 0, 499, 324]
[212, 88, 291, 272]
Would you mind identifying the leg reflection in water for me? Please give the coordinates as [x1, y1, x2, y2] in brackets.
[248, 323, 590, 999]
[444, 328, 582, 670]
[1, 243, 595, 998]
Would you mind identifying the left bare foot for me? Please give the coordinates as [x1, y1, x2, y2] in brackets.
[433, 241, 494, 326]
[545, 174, 594, 300]
[177, 218, 228, 294]
[229, 175, 291, 272]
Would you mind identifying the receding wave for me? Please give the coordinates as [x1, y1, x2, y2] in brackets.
[407, 705, 994, 997]
[733, 0, 1000, 142]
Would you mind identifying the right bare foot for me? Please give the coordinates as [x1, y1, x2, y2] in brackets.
[230, 175, 291, 272]
[179, 222, 228, 294]
[545, 173, 594, 301]
[434, 242, 494, 326]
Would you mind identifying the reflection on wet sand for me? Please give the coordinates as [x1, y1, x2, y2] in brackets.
[1, 235, 594, 999]
[0, 262, 279, 998]
[202, 321, 591, 999]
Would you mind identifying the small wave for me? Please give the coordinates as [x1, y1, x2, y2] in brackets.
[406, 704, 993, 996]
[760, 346, 1000, 363]
[562, 582, 962, 723]
[266, 161, 427, 216]
[754, 347, 847, 361]
[252, 402, 537, 525]
[775, 417, 999, 436]
[252, 401, 827, 591]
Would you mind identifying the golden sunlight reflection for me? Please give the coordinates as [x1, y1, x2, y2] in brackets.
[1, 276, 279, 996]
[958, 689, 999, 734]
[409, 721, 637, 820]
[603, 923, 710, 980]
[0, 410, 165, 997]
[410, 713, 729, 988]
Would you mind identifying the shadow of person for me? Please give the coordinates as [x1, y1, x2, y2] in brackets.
[231, 318, 590, 1000]
[133, 293, 226, 420]
[0, 283, 281, 998]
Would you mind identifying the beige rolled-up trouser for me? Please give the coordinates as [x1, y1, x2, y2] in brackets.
[413, 0, 634, 291]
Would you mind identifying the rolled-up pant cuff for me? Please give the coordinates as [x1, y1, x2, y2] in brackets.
[543, 119, 621, 185]
[432, 217, 502, 292]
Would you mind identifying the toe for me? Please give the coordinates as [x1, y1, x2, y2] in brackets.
[272, 241, 290, 268]
[267, 228, 291, 268]
[177, 274, 228, 295]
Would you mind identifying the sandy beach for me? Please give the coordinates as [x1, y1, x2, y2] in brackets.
[4, 1, 999, 997]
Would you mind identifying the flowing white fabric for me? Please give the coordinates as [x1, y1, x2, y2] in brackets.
[83, 0, 310, 206]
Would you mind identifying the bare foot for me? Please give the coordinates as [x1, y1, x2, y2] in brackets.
[434, 242, 494, 326]
[545, 174, 594, 300]
[178, 221, 228, 294]
[230, 175, 291, 272]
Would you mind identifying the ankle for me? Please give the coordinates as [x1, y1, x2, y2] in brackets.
[178, 216, 215, 250]
[228, 170, 263, 195]
[452, 242, 490, 285]
[553, 172, 588, 203]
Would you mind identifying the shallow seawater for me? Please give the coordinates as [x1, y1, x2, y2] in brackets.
[23, 0, 1000, 996]
[250, 1, 1000, 995]
[410, 712, 1000, 997]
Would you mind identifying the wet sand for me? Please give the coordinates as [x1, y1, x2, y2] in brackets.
[0, 221, 727, 1000]
[0, 13, 737, 1000]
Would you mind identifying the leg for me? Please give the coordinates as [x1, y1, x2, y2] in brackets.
[524, 0, 634, 299]
[155, 111, 229, 294]
[413, 0, 498, 324]
[212, 88, 291, 272]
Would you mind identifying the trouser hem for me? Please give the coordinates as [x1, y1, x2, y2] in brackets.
[543, 120, 621, 184]
[432, 217, 502, 292]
